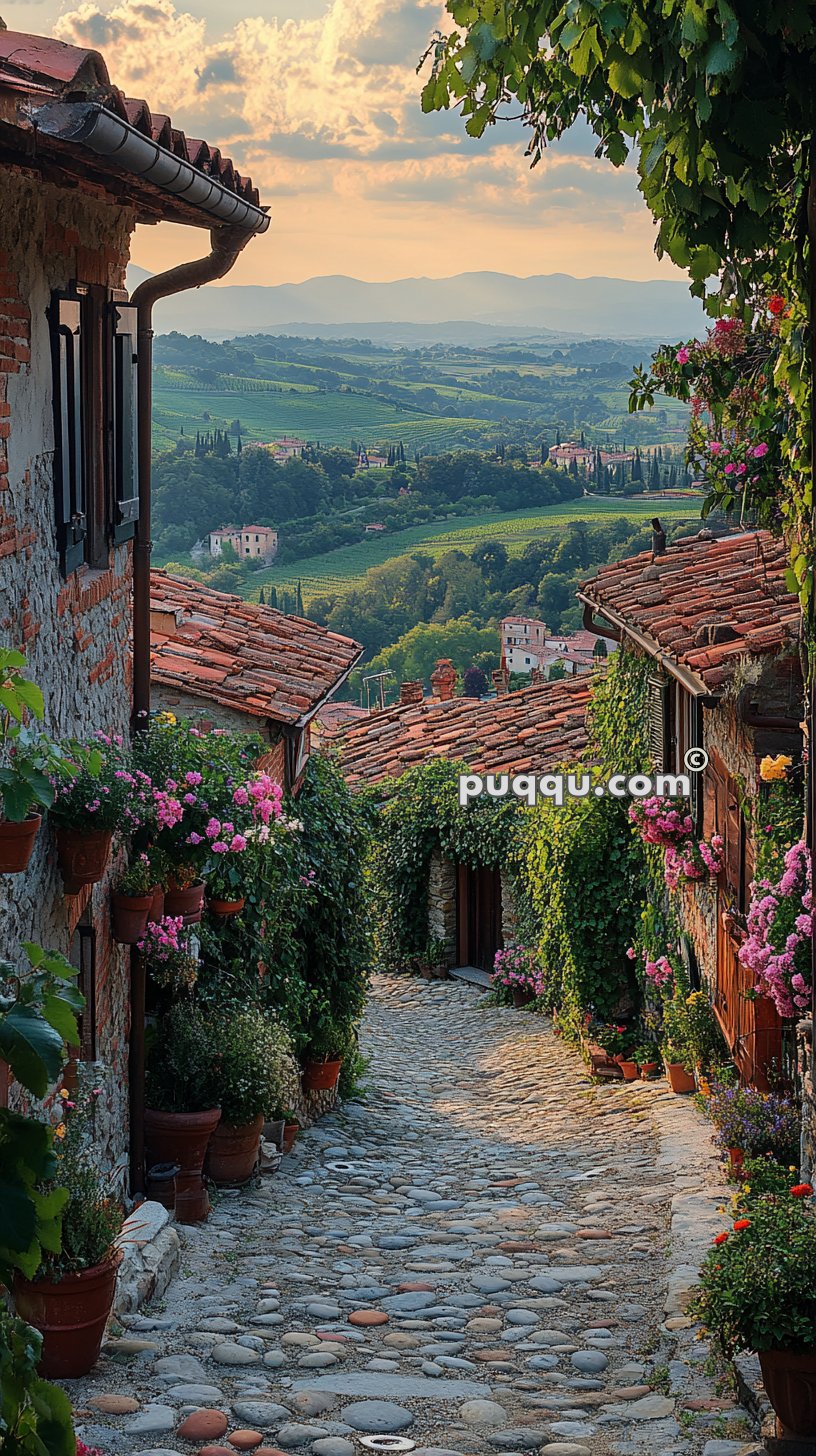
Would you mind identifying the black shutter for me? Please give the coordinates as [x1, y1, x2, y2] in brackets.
[113, 304, 139, 542]
[50, 294, 86, 575]
[647, 673, 669, 771]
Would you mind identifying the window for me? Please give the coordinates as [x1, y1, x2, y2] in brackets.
[70, 917, 97, 1062]
[50, 288, 139, 576]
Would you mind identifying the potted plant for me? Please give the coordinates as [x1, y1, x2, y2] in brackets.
[138, 915, 200, 996]
[110, 852, 155, 945]
[50, 738, 130, 893]
[12, 1084, 124, 1379]
[145, 844, 170, 924]
[164, 860, 206, 923]
[205, 832, 249, 918]
[302, 1014, 346, 1092]
[0, 649, 65, 873]
[618, 1050, 640, 1081]
[491, 944, 544, 1007]
[206, 1008, 299, 1185]
[145, 1003, 220, 1223]
[631, 1043, 658, 1079]
[690, 1184, 816, 1438]
[660, 986, 697, 1093]
[704, 1082, 801, 1172]
[282, 1112, 300, 1153]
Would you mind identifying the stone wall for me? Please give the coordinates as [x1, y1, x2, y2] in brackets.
[427, 852, 457, 963]
[0, 169, 136, 1187]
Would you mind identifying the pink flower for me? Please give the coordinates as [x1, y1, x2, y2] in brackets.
[676, 346, 690, 365]
[708, 441, 724, 455]
[211, 841, 229, 854]
[229, 834, 247, 852]
[205, 817, 221, 840]
[752, 442, 769, 458]
[185, 771, 202, 786]
[233, 786, 249, 806]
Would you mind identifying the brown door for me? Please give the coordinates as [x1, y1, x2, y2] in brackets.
[457, 864, 503, 972]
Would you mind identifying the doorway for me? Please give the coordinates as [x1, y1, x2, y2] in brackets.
[456, 863, 503, 973]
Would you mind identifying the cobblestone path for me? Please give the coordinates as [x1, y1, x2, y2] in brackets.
[73, 976, 757, 1456]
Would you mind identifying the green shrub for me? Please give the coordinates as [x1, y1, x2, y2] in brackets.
[214, 1009, 299, 1126]
[145, 1002, 219, 1113]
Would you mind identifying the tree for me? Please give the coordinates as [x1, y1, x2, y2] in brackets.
[462, 665, 488, 698]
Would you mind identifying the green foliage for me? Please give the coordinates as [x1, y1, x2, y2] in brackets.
[516, 790, 645, 1035]
[0, 945, 83, 1282]
[0, 1307, 75, 1456]
[0, 650, 64, 823]
[690, 1190, 816, 1358]
[213, 1009, 299, 1125]
[367, 758, 520, 972]
[145, 1002, 220, 1114]
[39, 1085, 123, 1280]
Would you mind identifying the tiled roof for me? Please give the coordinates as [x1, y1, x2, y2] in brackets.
[333, 676, 593, 789]
[0, 31, 262, 216]
[150, 572, 362, 726]
[579, 531, 799, 692]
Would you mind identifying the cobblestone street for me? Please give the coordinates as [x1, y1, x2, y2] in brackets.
[73, 976, 756, 1456]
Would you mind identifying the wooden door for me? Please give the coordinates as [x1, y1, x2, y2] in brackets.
[457, 864, 503, 972]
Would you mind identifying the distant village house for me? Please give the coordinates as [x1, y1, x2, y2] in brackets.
[208, 524, 278, 561]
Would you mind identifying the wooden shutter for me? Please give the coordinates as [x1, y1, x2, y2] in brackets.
[113, 304, 139, 541]
[50, 294, 86, 574]
[647, 673, 669, 770]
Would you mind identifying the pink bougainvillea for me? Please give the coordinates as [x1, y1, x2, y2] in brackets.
[739, 840, 812, 1017]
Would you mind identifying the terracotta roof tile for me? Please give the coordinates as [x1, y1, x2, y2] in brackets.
[579, 531, 799, 691]
[332, 676, 593, 790]
[150, 571, 362, 726]
[0, 30, 263, 209]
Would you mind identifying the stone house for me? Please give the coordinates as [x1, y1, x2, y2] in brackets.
[150, 571, 362, 793]
[208, 524, 278, 561]
[335, 668, 591, 975]
[580, 530, 803, 1091]
[0, 26, 267, 1187]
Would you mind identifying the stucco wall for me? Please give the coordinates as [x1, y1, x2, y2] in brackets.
[0, 169, 136, 1185]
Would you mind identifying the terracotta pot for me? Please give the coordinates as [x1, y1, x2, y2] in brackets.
[619, 1060, 639, 1081]
[164, 879, 205, 925]
[512, 987, 535, 1008]
[208, 894, 245, 919]
[206, 1113, 264, 1185]
[111, 890, 152, 945]
[147, 886, 165, 924]
[639, 1061, 659, 1080]
[665, 1061, 696, 1095]
[758, 1348, 816, 1439]
[144, 1107, 221, 1223]
[0, 813, 41, 874]
[302, 1057, 342, 1092]
[282, 1121, 300, 1153]
[13, 1248, 122, 1379]
[56, 826, 112, 893]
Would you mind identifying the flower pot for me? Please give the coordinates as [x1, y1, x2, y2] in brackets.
[111, 890, 153, 945]
[665, 1061, 696, 1094]
[206, 1113, 264, 1185]
[144, 1107, 221, 1223]
[0, 813, 41, 874]
[282, 1121, 300, 1153]
[619, 1060, 639, 1081]
[164, 879, 205, 925]
[758, 1348, 816, 1439]
[728, 1147, 745, 1174]
[13, 1248, 122, 1379]
[147, 886, 165, 924]
[56, 826, 112, 894]
[145, 1162, 180, 1211]
[512, 987, 535, 1008]
[639, 1061, 659, 1080]
[264, 1117, 286, 1151]
[208, 894, 245, 919]
[302, 1057, 342, 1093]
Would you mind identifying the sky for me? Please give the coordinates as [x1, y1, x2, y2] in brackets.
[4, 0, 688, 289]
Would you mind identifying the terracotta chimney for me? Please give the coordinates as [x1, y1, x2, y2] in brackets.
[399, 679, 424, 706]
[430, 659, 457, 702]
[492, 665, 510, 696]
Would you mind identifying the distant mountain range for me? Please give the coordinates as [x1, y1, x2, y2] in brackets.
[127, 266, 704, 345]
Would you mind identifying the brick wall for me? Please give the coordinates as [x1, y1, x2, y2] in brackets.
[0, 168, 137, 1186]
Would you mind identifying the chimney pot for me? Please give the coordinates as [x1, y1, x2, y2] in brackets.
[399, 679, 424, 706]
[430, 658, 457, 701]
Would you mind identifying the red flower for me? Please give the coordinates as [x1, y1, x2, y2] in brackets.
[713, 1231, 729, 1245]
[768, 294, 786, 316]
[790, 1183, 814, 1198]
[733, 1218, 751, 1231]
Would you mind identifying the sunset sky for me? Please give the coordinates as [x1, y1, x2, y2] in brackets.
[5, 0, 688, 289]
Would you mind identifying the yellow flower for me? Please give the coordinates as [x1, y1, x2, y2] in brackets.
[58, 1088, 70, 1100]
[54, 1123, 66, 1139]
[759, 753, 792, 782]
[156, 711, 177, 727]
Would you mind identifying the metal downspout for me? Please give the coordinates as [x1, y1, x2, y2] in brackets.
[128, 224, 258, 1197]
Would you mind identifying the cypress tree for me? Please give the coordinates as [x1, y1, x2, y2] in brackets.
[296, 580, 304, 615]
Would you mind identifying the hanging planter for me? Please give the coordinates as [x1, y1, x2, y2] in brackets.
[164, 878, 205, 924]
[0, 813, 42, 874]
[56, 826, 113, 894]
[208, 894, 245, 919]
[147, 885, 165, 924]
[13, 1248, 122, 1379]
[110, 890, 152, 946]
